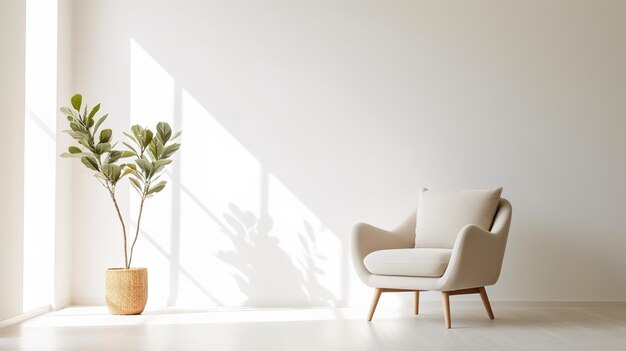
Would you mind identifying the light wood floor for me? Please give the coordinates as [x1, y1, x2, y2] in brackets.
[2, 304, 626, 350]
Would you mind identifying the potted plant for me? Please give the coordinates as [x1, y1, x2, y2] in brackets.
[60, 94, 181, 315]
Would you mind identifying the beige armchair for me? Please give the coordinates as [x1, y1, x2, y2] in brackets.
[351, 196, 512, 328]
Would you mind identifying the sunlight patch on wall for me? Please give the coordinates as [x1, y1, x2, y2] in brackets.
[129, 38, 176, 306]
[130, 39, 175, 123]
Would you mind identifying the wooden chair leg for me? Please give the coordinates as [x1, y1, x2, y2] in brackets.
[414, 291, 420, 315]
[368, 288, 383, 321]
[441, 291, 451, 329]
[478, 287, 495, 320]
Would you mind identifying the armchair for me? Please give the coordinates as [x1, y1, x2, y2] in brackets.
[351, 197, 512, 328]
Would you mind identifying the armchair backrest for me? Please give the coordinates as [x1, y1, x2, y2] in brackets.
[414, 187, 503, 249]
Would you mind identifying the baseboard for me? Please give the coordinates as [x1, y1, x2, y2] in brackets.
[388, 299, 626, 308]
[490, 300, 626, 308]
[65, 299, 626, 310]
[0, 305, 52, 329]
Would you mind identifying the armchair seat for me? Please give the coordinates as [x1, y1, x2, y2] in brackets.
[364, 248, 452, 277]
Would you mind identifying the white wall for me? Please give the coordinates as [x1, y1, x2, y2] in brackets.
[0, 0, 26, 320]
[71, 0, 626, 306]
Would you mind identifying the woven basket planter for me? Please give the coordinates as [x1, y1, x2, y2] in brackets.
[105, 268, 148, 315]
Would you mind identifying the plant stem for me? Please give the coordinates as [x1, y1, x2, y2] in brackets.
[109, 188, 129, 269]
[127, 196, 146, 268]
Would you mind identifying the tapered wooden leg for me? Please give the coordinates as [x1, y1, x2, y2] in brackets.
[368, 288, 383, 321]
[441, 291, 451, 329]
[478, 287, 495, 320]
[414, 291, 420, 315]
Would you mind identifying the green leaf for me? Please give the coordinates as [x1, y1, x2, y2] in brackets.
[143, 129, 153, 148]
[63, 130, 86, 140]
[135, 157, 153, 176]
[148, 138, 163, 160]
[131, 125, 144, 143]
[153, 159, 172, 172]
[80, 156, 99, 171]
[99, 129, 112, 143]
[93, 114, 108, 134]
[60, 107, 78, 119]
[71, 94, 82, 111]
[61, 151, 89, 158]
[129, 168, 144, 180]
[161, 143, 180, 158]
[123, 163, 143, 180]
[170, 130, 182, 140]
[87, 103, 100, 121]
[156, 122, 172, 143]
[70, 122, 87, 133]
[147, 180, 167, 195]
[95, 142, 111, 154]
[105, 150, 122, 164]
[129, 177, 143, 194]
[94, 172, 109, 182]
[105, 150, 134, 164]
[60, 107, 72, 116]
[120, 165, 135, 179]
[78, 138, 95, 153]
[112, 165, 122, 182]
[68, 146, 81, 154]
[121, 151, 135, 158]
[102, 164, 121, 183]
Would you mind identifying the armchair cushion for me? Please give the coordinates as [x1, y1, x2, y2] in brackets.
[415, 187, 502, 248]
[364, 248, 452, 277]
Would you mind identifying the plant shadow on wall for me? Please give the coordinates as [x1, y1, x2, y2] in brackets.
[216, 203, 334, 307]
[127, 37, 343, 307]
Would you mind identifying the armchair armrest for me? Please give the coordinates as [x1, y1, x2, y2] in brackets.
[351, 213, 416, 283]
[438, 199, 512, 291]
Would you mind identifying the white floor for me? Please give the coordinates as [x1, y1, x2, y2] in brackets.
[2, 304, 626, 350]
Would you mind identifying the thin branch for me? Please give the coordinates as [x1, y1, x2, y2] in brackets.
[109, 187, 129, 269]
[127, 195, 146, 268]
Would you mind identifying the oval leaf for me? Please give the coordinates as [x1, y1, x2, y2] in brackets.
[135, 157, 153, 175]
[157, 122, 172, 143]
[143, 129, 153, 148]
[161, 143, 180, 158]
[80, 156, 99, 171]
[88, 103, 101, 121]
[95, 142, 111, 154]
[93, 114, 108, 134]
[147, 180, 166, 195]
[129, 177, 143, 194]
[71, 94, 82, 111]
[100, 129, 112, 143]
